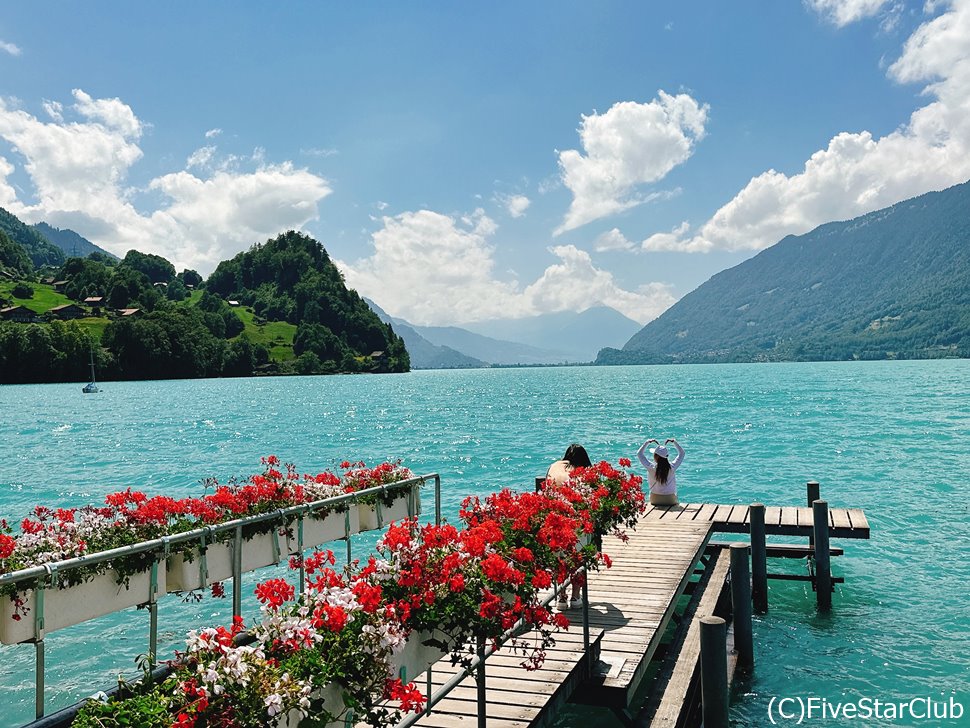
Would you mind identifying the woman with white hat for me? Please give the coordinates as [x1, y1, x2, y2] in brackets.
[636, 438, 685, 506]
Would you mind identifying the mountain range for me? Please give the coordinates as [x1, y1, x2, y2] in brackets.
[366, 300, 641, 367]
[599, 180, 970, 364]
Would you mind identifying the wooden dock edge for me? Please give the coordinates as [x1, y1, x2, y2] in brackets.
[642, 548, 731, 727]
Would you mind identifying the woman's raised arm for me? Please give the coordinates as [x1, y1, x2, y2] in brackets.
[637, 439, 657, 471]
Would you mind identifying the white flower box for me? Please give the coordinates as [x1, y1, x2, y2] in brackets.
[358, 488, 421, 533]
[284, 508, 359, 555]
[278, 682, 345, 728]
[166, 530, 281, 593]
[0, 567, 161, 645]
[389, 629, 449, 683]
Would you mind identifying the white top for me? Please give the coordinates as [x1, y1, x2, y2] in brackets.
[546, 460, 573, 485]
[636, 441, 685, 496]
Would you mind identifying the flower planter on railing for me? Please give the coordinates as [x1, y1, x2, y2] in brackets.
[284, 508, 359, 555]
[359, 488, 421, 532]
[389, 629, 449, 683]
[0, 567, 161, 645]
[166, 530, 280, 593]
[278, 682, 346, 728]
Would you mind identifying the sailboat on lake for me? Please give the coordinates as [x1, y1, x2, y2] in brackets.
[82, 347, 100, 394]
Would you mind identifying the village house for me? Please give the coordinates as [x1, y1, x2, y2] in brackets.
[48, 303, 87, 320]
[0, 305, 39, 323]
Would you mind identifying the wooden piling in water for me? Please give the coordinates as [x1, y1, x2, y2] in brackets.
[807, 481, 820, 547]
[812, 499, 832, 609]
[729, 543, 754, 671]
[749, 503, 768, 614]
[699, 616, 729, 728]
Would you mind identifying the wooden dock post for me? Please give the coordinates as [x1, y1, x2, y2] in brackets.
[807, 481, 820, 547]
[749, 503, 768, 614]
[699, 616, 729, 728]
[729, 543, 754, 670]
[812, 499, 832, 609]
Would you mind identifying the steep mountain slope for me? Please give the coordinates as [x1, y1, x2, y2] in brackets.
[464, 306, 642, 363]
[599, 180, 970, 364]
[32, 222, 118, 260]
[365, 299, 486, 369]
[0, 207, 64, 268]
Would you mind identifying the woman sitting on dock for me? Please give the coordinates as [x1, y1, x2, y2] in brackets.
[637, 438, 685, 506]
[546, 443, 592, 610]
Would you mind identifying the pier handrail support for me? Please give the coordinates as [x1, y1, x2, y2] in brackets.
[1, 473, 439, 722]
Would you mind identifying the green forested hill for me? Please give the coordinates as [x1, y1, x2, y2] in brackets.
[0, 207, 64, 268]
[206, 231, 409, 373]
[0, 229, 33, 275]
[598, 180, 970, 364]
[0, 217, 408, 381]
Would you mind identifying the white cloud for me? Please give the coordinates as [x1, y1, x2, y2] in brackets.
[72, 89, 142, 137]
[523, 245, 676, 323]
[805, 0, 895, 26]
[340, 208, 519, 325]
[641, 221, 694, 252]
[186, 145, 217, 170]
[650, 0, 970, 254]
[339, 207, 673, 325]
[0, 89, 332, 273]
[0, 40, 21, 57]
[204, 128, 222, 139]
[555, 91, 708, 234]
[41, 100, 63, 122]
[496, 192, 531, 218]
[593, 228, 635, 252]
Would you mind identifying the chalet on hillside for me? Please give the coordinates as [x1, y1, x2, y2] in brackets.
[369, 350, 387, 365]
[0, 305, 38, 323]
[83, 296, 105, 314]
[48, 303, 87, 320]
[228, 300, 241, 307]
[52, 280, 68, 293]
[117, 308, 142, 317]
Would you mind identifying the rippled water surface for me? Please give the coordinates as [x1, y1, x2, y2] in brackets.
[1, 362, 968, 726]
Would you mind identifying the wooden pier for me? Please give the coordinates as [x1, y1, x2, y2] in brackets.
[402, 494, 870, 728]
[640, 502, 870, 539]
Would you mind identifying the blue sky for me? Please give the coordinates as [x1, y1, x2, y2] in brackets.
[1, 1, 968, 325]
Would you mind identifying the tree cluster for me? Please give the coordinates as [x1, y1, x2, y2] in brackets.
[207, 231, 409, 373]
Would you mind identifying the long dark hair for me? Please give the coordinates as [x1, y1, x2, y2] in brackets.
[563, 443, 591, 468]
[655, 453, 671, 484]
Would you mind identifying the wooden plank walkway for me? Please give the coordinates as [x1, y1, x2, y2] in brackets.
[409, 519, 712, 726]
[575, 520, 712, 709]
[641, 502, 870, 539]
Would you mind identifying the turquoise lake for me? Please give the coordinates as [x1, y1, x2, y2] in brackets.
[0, 361, 968, 726]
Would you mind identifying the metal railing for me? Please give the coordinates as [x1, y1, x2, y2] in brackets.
[2, 474, 440, 721]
